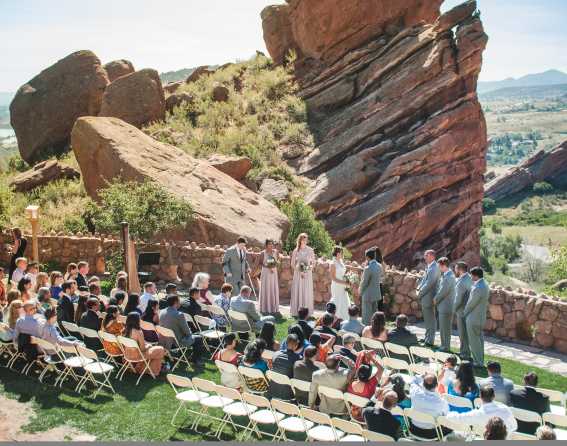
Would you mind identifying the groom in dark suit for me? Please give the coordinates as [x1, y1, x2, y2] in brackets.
[358, 248, 382, 325]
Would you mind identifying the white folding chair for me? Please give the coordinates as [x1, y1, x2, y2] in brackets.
[436, 415, 472, 440]
[167, 374, 208, 428]
[543, 412, 567, 440]
[61, 320, 82, 338]
[191, 377, 234, 433]
[473, 397, 482, 409]
[238, 365, 269, 395]
[214, 384, 257, 439]
[76, 345, 115, 398]
[338, 330, 360, 342]
[537, 387, 566, 415]
[98, 330, 126, 373]
[332, 417, 364, 442]
[511, 407, 543, 428]
[404, 408, 441, 441]
[57, 343, 93, 390]
[409, 345, 436, 365]
[266, 370, 294, 401]
[318, 385, 348, 417]
[228, 310, 253, 343]
[155, 325, 191, 371]
[242, 392, 284, 440]
[261, 349, 275, 363]
[271, 398, 313, 441]
[509, 431, 538, 440]
[193, 314, 225, 358]
[79, 326, 104, 353]
[409, 363, 430, 376]
[116, 335, 156, 385]
[290, 378, 311, 407]
[215, 359, 243, 389]
[360, 337, 386, 357]
[0, 322, 17, 366]
[301, 407, 344, 441]
[140, 320, 158, 340]
[117, 315, 127, 324]
[208, 305, 230, 330]
[382, 357, 412, 383]
[435, 350, 461, 366]
[442, 393, 474, 411]
[384, 342, 412, 363]
[363, 429, 395, 442]
[32, 337, 65, 383]
[343, 392, 371, 425]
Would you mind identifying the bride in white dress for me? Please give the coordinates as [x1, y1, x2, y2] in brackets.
[330, 246, 351, 321]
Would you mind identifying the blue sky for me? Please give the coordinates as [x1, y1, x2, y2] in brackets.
[1, 0, 566, 91]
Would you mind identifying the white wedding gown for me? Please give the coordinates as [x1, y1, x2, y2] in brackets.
[330, 259, 351, 320]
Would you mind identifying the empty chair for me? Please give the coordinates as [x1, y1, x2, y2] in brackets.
[409, 345, 436, 365]
[271, 398, 313, 441]
[509, 431, 538, 440]
[410, 363, 430, 376]
[57, 343, 93, 389]
[191, 377, 233, 433]
[31, 337, 64, 383]
[404, 408, 441, 441]
[61, 321, 82, 339]
[436, 415, 472, 440]
[242, 392, 284, 440]
[301, 407, 344, 442]
[167, 374, 208, 428]
[215, 359, 242, 389]
[362, 429, 395, 442]
[193, 314, 225, 358]
[543, 412, 567, 440]
[332, 417, 364, 442]
[266, 370, 294, 402]
[537, 387, 566, 415]
[384, 342, 412, 363]
[214, 384, 257, 439]
[76, 345, 115, 398]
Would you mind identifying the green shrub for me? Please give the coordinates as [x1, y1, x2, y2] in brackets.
[533, 181, 554, 195]
[0, 178, 12, 227]
[280, 198, 335, 257]
[491, 222, 502, 234]
[549, 246, 567, 284]
[482, 198, 496, 214]
[480, 232, 522, 274]
[86, 180, 193, 241]
[7, 155, 28, 173]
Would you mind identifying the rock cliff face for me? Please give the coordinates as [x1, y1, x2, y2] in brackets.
[485, 140, 567, 202]
[262, 0, 488, 266]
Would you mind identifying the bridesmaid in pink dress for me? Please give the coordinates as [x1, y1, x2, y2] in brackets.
[290, 233, 315, 317]
[259, 239, 280, 314]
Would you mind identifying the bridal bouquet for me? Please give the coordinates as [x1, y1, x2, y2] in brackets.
[266, 257, 278, 269]
[299, 261, 311, 273]
[345, 270, 360, 295]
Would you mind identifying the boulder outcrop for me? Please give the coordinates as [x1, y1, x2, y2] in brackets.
[207, 155, 252, 181]
[10, 50, 109, 164]
[262, 0, 488, 266]
[186, 66, 215, 84]
[9, 160, 80, 192]
[103, 59, 135, 82]
[485, 140, 567, 202]
[165, 92, 193, 113]
[99, 69, 165, 128]
[71, 117, 289, 246]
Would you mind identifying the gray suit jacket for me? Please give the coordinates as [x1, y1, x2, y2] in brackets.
[463, 278, 490, 326]
[222, 245, 248, 288]
[418, 261, 441, 308]
[230, 295, 261, 332]
[454, 273, 472, 317]
[359, 260, 382, 302]
[158, 307, 192, 346]
[434, 270, 456, 314]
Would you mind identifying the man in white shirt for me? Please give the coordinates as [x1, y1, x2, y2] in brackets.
[409, 373, 449, 439]
[138, 282, 157, 313]
[448, 385, 517, 433]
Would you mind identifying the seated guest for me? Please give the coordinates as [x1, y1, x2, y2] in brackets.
[25, 261, 40, 289]
[230, 286, 275, 334]
[212, 283, 232, 329]
[159, 283, 177, 310]
[347, 352, 383, 420]
[1, 300, 23, 342]
[296, 306, 313, 340]
[239, 340, 269, 392]
[74, 295, 88, 325]
[192, 272, 214, 306]
[64, 262, 78, 281]
[13, 300, 42, 346]
[108, 291, 126, 312]
[124, 294, 142, 315]
[11, 257, 28, 285]
[40, 308, 81, 349]
[179, 288, 202, 323]
[448, 385, 517, 433]
[141, 300, 160, 343]
[438, 355, 458, 391]
[340, 305, 365, 336]
[309, 353, 356, 414]
[315, 302, 342, 330]
[101, 306, 124, 356]
[110, 275, 128, 300]
[510, 372, 550, 434]
[214, 333, 242, 388]
[49, 271, 64, 300]
[281, 324, 309, 355]
[89, 282, 106, 312]
[362, 311, 388, 342]
[363, 390, 402, 440]
[123, 312, 165, 376]
[447, 361, 480, 412]
[258, 321, 280, 351]
[159, 294, 205, 364]
[18, 277, 33, 302]
[309, 332, 335, 363]
[479, 361, 514, 405]
[536, 425, 557, 441]
[36, 287, 52, 314]
[270, 334, 300, 400]
[387, 314, 418, 349]
[293, 346, 318, 405]
[138, 282, 157, 314]
[338, 333, 358, 362]
[75, 261, 89, 289]
[314, 312, 338, 338]
[484, 416, 508, 441]
[408, 373, 449, 439]
[79, 298, 101, 331]
[57, 281, 75, 325]
[34, 272, 49, 294]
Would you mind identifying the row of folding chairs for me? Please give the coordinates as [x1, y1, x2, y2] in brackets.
[167, 374, 396, 442]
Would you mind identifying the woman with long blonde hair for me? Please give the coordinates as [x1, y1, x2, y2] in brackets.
[290, 233, 315, 317]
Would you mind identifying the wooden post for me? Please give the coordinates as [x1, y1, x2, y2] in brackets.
[120, 222, 130, 291]
[25, 205, 40, 263]
[120, 221, 141, 294]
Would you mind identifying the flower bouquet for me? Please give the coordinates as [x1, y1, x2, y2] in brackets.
[299, 261, 311, 273]
[345, 270, 360, 295]
[266, 257, 278, 270]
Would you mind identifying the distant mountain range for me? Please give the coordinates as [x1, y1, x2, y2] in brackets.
[478, 69, 567, 95]
[480, 83, 567, 100]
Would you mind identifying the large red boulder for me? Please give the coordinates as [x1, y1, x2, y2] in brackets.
[103, 59, 135, 82]
[99, 69, 165, 128]
[10, 50, 109, 163]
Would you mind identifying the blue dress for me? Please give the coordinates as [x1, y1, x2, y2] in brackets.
[447, 381, 479, 413]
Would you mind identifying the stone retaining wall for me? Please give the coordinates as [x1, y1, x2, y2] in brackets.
[1, 232, 565, 354]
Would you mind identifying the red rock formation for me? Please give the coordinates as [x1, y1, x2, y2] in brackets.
[262, 0, 488, 267]
[485, 140, 567, 202]
[103, 59, 135, 82]
[9, 160, 80, 192]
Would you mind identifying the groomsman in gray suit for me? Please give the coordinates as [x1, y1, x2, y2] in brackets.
[454, 261, 473, 359]
[433, 257, 456, 352]
[417, 249, 441, 347]
[222, 236, 249, 295]
[358, 248, 382, 325]
[464, 267, 490, 367]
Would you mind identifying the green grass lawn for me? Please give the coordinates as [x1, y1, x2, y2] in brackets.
[1, 316, 566, 441]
